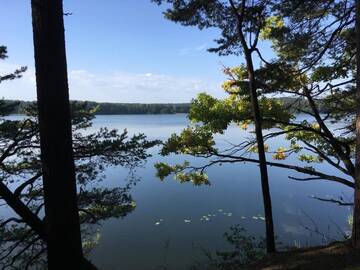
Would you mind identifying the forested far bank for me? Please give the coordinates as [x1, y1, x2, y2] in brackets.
[4, 100, 190, 115]
[4, 97, 325, 115]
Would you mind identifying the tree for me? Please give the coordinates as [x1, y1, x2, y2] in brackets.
[0, 103, 155, 269]
[153, 0, 278, 252]
[31, 0, 88, 267]
[0, 77, 156, 269]
[267, 0, 357, 246]
[155, 0, 357, 249]
[0, 49, 157, 268]
[354, 0, 360, 248]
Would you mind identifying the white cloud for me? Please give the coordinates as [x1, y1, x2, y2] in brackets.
[68, 69, 223, 102]
[0, 63, 37, 100]
[0, 64, 225, 103]
[179, 43, 208, 56]
[195, 43, 207, 51]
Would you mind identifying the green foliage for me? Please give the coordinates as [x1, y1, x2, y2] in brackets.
[298, 154, 323, 163]
[151, 0, 355, 191]
[0, 48, 159, 267]
[215, 226, 265, 267]
[255, 62, 307, 93]
[272, 147, 287, 160]
[260, 15, 285, 40]
[249, 144, 269, 153]
[191, 225, 265, 270]
[176, 171, 210, 185]
[322, 87, 356, 127]
[0, 99, 158, 267]
[310, 65, 349, 82]
[0, 100, 19, 116]
[152, 0, 273, 57]
[154, 64, 296, 185]
[161, 126, 216, 155]
[155, 162, 189, 180]
[189, 91, 292, 133]
[189, 93, 236, 133]
[155, 162, 210, 185]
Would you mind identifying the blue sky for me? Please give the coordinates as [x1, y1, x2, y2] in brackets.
[0, 0, 272, 103]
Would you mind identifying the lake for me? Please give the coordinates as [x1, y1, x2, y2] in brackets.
[84, 114, 353, 270]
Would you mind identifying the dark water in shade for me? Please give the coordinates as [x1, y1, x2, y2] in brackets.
[84, 114, 353, 270]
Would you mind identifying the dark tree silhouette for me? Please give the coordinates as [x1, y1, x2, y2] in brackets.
[354, 0, 360, 248]
[0, 98, 155, 268]
[31, 0, 94, 268]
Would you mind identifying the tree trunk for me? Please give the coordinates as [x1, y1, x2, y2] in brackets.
[31, 0, 85, 268]
[229, 0, 276, 253]
[353, 0, 360, 248]
[245, 50, 276, 253]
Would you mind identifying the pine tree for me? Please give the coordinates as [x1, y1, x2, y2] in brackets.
[153, 0, 276, 252]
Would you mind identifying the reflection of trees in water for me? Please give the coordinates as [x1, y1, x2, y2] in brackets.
[0, 175, 139, 269]
[190, 226, 265, 270]
[153, 226, 265, 270]
[0, 102, 157, 269]
[79, 171, 141, 255]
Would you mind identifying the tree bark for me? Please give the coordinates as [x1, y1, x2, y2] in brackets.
[228, 0, 276, 253]
[245, 50, 276, 253]
[353, 0, 360, 248]
[31, 0, 85, 268]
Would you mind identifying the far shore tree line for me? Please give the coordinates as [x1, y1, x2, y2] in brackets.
[0, 0, 358, 269]
[3, 97, 326, 115]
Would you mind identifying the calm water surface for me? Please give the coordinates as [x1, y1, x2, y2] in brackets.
[86, 114, 353, 270]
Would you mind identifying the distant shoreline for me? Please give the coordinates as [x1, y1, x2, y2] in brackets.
[3, 100, 191, 115]
[93, 112, 189, 115]
[2, 97, 325, 115]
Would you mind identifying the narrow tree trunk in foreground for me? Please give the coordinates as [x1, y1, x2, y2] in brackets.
[31, 0, 85, 268]
[353, 0, 360, 249]
[229, 0, 276, 253]
[245, 51, 276, 253]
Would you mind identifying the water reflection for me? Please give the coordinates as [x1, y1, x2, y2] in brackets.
[0, 114, 353, 270]
[88, 115, 351, 270]
[0, 171, 141, 269]
[0, 108, 155, 269]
